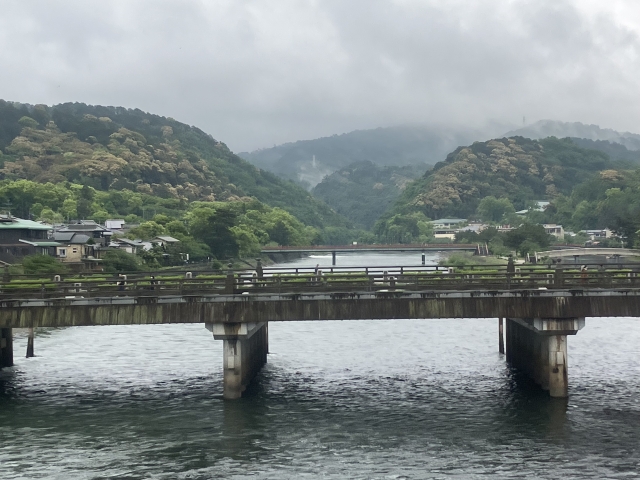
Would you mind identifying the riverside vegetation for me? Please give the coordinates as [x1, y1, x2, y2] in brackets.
[0, 101, 373, 270]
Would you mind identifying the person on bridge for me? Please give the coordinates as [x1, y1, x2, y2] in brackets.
[507, 256, 515, 275]
[581, 266, 588, 285]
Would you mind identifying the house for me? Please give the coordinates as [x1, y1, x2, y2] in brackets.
[582, 229, 613, 240]
[431, 218, 467, 229]
[50, 231, 103, 271]
[55, 220, 113, 246]
[543, 224, 565, 240]
[0, 215, 58, 263]
[105, 219, 126, 231]
[433, 229, 457, 240]
[457, 223, 488, 234]
[516, 201, 550, 215]
[108, 237, 149, 254]
[152, 236, 180, 248]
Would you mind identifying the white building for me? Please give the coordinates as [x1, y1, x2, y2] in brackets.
[516, 201, 550, 215]
[543, 224, 564, 240]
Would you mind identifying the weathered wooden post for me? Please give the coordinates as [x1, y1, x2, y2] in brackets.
[554, 268, 563, 289]
[332, 251, 336, 266]
[498, 318, 504, 354]
[225, 263, 235, 294]
[256, 258, 264, 280]
[26, 327, 34, 358]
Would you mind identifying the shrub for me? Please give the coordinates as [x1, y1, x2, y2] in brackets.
[22, 255, 68, 275]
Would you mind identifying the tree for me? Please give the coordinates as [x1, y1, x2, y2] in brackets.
[127, 221, 166, 240]
[91, 210, 110, 224]
[101, 249, 142, 273]
[165, 220, 188, 236]
[38, 208, 63, 224]
[504, 224, 551, 256]
[18, 116, 39, 129]
[476, 196, 515, 223]
[139, 244, 164, 269]
[268, 220, 291, 246]
[61, 198, 78, 220]
[188, 205, 239, 259]
[230, 226, 261, 257]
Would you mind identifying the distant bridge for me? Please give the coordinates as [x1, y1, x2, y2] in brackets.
[261, 244, 484, 264]
[537, 248, 640, 259]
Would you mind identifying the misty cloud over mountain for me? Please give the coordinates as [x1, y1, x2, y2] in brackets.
[2, 1, 640, 152]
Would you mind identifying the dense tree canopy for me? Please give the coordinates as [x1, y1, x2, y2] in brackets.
[0, 100, 349, 230]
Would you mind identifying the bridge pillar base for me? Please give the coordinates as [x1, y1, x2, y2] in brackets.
[206, 322, 268, 400]
[506, 318, 583, 398]
[0, 328, 13, 369]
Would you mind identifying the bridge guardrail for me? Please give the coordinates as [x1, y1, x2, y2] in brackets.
[1, 267, 640, 301]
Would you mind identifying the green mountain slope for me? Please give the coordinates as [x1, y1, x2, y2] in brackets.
[311, 161, 427, 229]
[568, 138, 640, 163]
[239, 125, 484, 188]
[0, 101, 347, 228]
[389, 136, 629, 220]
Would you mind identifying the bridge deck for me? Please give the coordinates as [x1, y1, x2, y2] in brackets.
[1, 265, 640, 327]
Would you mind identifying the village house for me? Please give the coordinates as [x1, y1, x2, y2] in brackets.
[152, 236, 180, 248]
[0, 215, 58, 263]
[582, 228, 613, 240]
[515, 201, 550, 215]
[543, 224, 565, 240]
[431, 218, 467, 240]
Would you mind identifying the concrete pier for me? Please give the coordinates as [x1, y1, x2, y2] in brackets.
[505, 318, 583, 397]
[206, 322, 269, 399]
[0, 328, 13, 369]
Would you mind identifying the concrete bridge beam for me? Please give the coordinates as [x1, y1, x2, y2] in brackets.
[0, 328, 13, 369]
[206, 322, 268, 399]
[506, 318, 583, 398]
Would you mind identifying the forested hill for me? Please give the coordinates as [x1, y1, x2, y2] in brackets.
[239, 125, 484, 188]
[388, 136, 630, 220]
[311, 161, 427, 229]
[0, 100, 346, 228]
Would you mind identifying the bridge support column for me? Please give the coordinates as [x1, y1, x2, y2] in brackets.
[26, 327, 34, 358]
[206, 322, 269, 400]
[0, 328, 13, 369]
[332, 251, 336, 266]
[505, 318, 584, 398]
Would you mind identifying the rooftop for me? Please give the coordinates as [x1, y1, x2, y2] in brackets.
[0, 215, 52, 231]
[431, 218, 467, 224]
[155, 236, 180, 243]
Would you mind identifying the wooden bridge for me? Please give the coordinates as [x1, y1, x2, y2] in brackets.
[261, 243, 485, 264]
[1, 263, 639, 399]
[537, 247, 640, 259]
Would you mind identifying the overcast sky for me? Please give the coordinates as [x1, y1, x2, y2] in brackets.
[1, 0, 640, 152]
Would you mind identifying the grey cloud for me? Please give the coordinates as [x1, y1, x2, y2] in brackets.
[1, 0, 639, 151]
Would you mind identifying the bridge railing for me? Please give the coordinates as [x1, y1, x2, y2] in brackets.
[2, 266, 640, 300]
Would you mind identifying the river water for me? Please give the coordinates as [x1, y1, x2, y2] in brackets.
[1, 252, 639, 479]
